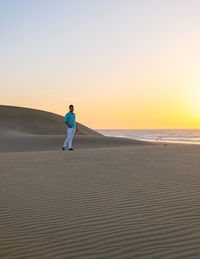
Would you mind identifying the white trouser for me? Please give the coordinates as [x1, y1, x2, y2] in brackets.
[63, 128, 75, 149]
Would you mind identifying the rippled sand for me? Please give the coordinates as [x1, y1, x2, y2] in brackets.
[1, 136, 200, 258]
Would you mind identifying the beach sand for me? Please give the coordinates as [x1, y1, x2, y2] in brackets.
[1, 135, 200, 258]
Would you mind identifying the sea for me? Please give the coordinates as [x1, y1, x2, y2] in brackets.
[96, 129, 200, 144]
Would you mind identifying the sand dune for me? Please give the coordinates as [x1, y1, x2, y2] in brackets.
[0, 106, 149, 152]
[1, 144, 200, 258]
[0, 105, 101, 135]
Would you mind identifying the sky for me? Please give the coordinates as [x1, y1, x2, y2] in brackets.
[1, 0, 200, 129]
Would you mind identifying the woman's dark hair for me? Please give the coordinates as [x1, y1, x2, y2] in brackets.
[69, 105, 74, 108]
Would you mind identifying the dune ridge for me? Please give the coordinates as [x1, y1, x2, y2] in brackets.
[0, 105, 151, 152]
[0, 105, 101, 135]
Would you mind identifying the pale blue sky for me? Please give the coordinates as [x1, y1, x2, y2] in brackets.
[1, 0, 200, 128]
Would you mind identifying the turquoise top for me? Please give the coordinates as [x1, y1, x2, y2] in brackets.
[64, 112, 76, 129]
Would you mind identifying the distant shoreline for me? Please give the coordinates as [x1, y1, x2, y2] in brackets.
[97, 129, 200, 145]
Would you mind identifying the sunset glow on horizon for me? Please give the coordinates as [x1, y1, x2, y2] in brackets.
[1, 0, 200, 129]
